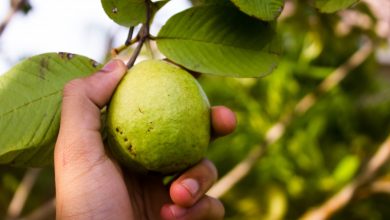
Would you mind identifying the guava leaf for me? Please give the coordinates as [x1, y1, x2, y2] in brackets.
[153, 0, 169, 10]
[230, 0, 284, 21]
[157, 5, 281, 78]
[191, 0, 231, 5]
[0, 53, 102, 167]
[315, 0, 359, 13]
[101, 0, 147, 27]
[101, 0, 168, 27]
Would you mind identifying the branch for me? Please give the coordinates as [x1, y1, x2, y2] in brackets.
[0, 0, 28, 37]
[365, 176, 390, 195]
[357, 173, 390, 199]
[207, 40, 374, 198]
[126, 0, 151, 68]
[300, 134, 390, 220]
[6, 168, 41, 220]
[111, 27, 138, 56]
[125, 26, 135, 46]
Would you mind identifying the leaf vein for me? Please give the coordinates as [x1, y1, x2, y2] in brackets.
[0, 90, 61, 117]
[157, 37, 266, 52]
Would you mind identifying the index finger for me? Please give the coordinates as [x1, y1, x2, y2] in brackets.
[211, 106, 237, 138]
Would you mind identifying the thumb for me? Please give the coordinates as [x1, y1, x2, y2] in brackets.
[55, 58, 126, 173]
[60, 59, 127, 132]
[54, 60, 133, 218]
[55, 59, 126, 169]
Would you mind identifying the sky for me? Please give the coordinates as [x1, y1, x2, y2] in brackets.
[0, 0, 191, 74]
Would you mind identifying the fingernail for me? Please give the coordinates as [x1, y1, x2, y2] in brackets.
[169, 205, 187, 218]
[101, 60, 119, 72]
[181, 178, 199, 197]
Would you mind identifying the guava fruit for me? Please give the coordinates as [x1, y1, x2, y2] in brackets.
[106, 60, 210, 175]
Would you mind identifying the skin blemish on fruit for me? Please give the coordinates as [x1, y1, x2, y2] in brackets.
[112, 8, 118, 13]
[138, 107, 144, 114]
[128, 144, 136, 156]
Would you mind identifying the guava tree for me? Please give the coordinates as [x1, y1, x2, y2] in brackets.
[1, 0, 390, 219]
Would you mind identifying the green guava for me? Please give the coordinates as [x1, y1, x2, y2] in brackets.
[106, 60, 210, 175]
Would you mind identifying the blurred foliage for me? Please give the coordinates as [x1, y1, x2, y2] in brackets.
[201, 1, 390, 219]
[1, 0, 390, 219]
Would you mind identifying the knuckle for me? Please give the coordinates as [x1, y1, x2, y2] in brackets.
[202, 159, 218, 183]
[61, 135, 108, 169]
[63, 78, 85, 97]
[213, 199, 225, 219]
[198, 197, 225, 220]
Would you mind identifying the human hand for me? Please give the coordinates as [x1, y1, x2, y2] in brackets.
[54, 59, 236, 220]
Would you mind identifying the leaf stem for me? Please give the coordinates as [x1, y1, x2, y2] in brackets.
[126, 0, 151, 69]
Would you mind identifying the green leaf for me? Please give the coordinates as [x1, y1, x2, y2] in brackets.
[332, 155, 360, 186]
[315, 0, 359, 13]
[153, 0, 169, 10]
[101, 0, 168, 27]
[191, 0, 231, 5]
[0, 53, 102, 167]
[230, 0, 284, 21]
[101, 0, 146, 27]
[157, 5, 281, 78]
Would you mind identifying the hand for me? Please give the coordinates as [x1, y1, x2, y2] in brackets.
[54, 59, 237, 220]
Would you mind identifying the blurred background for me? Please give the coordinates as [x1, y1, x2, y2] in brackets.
[0, 0, 389, 219]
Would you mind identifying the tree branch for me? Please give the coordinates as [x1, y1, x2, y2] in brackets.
[300, 134, 390, 220]
[207, 40, 374, 199]
[0, 0, 28, 37]
[357, 173, 390, 199]
[126, 0, 151, 68]
[6, 168, 41, 220]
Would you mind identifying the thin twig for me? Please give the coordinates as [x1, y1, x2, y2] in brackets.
[111, 36, 139, 57]
[365, 176, 390, 195]
[300, 134, 390, 220]
[207, 40, 374, 198]
[0, 0, 27, 37]
[126, 27, 148, 68]
[357, 173, 390, 199]
[126, 0, 151, 68]
[125, 26, 135, 46]
[6, 168, 42, 220]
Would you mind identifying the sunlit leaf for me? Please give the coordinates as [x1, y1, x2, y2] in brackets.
[101, 0, 168, 27]
[157, 5, 281, 78]
[101, 0, 146, 27]
[230, 0, 284, 21]
[332, 155, 360, 185]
